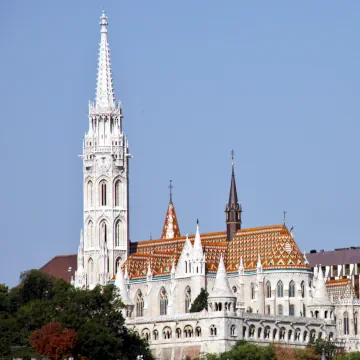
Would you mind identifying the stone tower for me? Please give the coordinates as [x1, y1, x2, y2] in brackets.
[74, 11, 130, 288]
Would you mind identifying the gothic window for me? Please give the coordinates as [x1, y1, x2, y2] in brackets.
[278, 304, 283, 315]
[249, 325, 255, 338]
[87, 220, 93, 247]
[251, 283, 255, 300]
[264, 326, 271, 339]
[280, 327, 286, 340]
[310, 329, 316, 342]
[100, 180, 107, 206]
[153, 329, 159, 340]
[185, 286, 191, 313]
[115, 257, 121, 274]
[266, 281, 271, 298]
[115, 220, 121, 247]
[195, 327, 201, 337]
[159, 287, 168, 315]
[344, 312, 349, 335]
[289, 280, 295, 297]
[355, 313, 358, 335]
[295, 328, 301, 341]
[176, 328, 181, 338]
[185, 261, 188, 273]
[288, 330, 292, 341]
[303, 331, 308, 342]
[184, 325, 193, 338]
[99, 221, 107, 246]
[289, 304, 295, 316]
[210, 325, 217, 336]
[162, 327, 172, 339]
[141, 328, 150, 341]
[114, 180, 121, 207]
[257, 327, 262, 338]
[87, 181, 93, 208]
[88, 258, 94, 286]
[277, 280, 284, 297]
[231, 325, 236, 337]
[301, 281, 305, 298]
[136, 290, 144, 317]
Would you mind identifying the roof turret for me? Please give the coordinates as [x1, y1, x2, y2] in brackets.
[209, 255, 234, 298]
[310, 265, 332, 306]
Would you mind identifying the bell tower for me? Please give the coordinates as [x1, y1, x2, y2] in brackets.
[75, 11, 130, 288]
[225, 151, 242, 241]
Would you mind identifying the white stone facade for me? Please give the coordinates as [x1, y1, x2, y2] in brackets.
[73, 11, 360, 359]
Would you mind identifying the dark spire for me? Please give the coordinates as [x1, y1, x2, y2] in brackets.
[225, 150, 242, 241]
[169, 180, 173, 203]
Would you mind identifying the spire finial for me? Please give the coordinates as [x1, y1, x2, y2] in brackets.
[169, 180, 173, 202]
[197, 218, 199, 225]
[283, 210, 286, 227]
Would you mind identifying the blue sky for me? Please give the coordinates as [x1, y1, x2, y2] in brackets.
[1, 1, 360, 286]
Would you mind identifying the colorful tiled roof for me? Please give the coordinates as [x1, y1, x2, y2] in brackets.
[161, 200, 181, 239]
[124, 224, 310, 279]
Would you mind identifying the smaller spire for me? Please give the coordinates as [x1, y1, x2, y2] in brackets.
[161, 185, 181, 239]
[115, 267, 133, 305]
[239, 256, 244, 275]
[147, 262, 152, 278]
[209, 255, 234, 298]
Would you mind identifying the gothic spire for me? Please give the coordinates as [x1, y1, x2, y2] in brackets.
[193, 220, 203, 260]
[95, 10, 115, 110]
[161, 181, 181, 239]
[225, 150, 242, 240]
[209, 255, 234, 298]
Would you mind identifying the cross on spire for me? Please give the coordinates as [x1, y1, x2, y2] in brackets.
[231, 149, 235, 170]
[169, 180, 173, 202]
[283, 210, 287, 227]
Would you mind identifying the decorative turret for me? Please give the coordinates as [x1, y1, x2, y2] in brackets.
[208, 255, 236, 313]
[115, 267, 134, 318]
[225, 151, 242, 241]
[161, 180, 181, 239]
[193, 219, 204, 261]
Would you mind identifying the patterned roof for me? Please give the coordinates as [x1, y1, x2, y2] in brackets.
[124, 225, 310, 279]
[161, 201, 181, 239]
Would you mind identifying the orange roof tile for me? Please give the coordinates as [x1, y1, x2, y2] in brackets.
[123, 224, 310, 279]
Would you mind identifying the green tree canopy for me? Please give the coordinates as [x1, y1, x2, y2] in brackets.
[190, 288, 209, 313]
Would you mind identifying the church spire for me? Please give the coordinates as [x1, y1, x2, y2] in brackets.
[95, 10, 115, 110]
[161, 181, 181, 239]
[225, 150, 242, 241]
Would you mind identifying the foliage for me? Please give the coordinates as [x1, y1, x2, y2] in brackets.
[190, 288, 209, 313]
[0, 269, 154, 360]
[334, 352, 360, 360]
[29, 322, 77, 360]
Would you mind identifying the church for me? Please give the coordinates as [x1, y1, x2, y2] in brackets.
[67, 11, 360, 359]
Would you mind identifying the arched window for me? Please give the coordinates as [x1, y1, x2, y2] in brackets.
[280, 327, 286, 340]
[257, 327, 262, 339]
[344, 312, 349, 335]
[355, 313, 358, 335]
[264, 326, 271, 339]
[185, 261, 188, 273]
[185, 286, 191, 313]
[295, 328, 301, 341]
[231, 325, 236, 337]
[88, 258, 94, 286]
[153, 329, 159, 340]
[289, 304, 295, 316]
[87, 181, 93, 208]
[195, 327, 201, 337]
[289, 280, 295, 297]
[114, 180, 121, 207]
[251, 283, 255, 300]
[159, 287, 168, 315]
[99, 221, 107, 246]
[87, 220, 93, 247]
[184, 325, 193, 338]
[176, 328, 181, 339]
[303, 331, 308, 342]
[115, 258, 121, 274]
[301, 281, 305, 298]
[277, 280, 284, 297]
[249, 325, 255, 338]
[278, 304, 283, 315]
[141, 328, 150, 341]
[266, 281, 271, 298]
[136, 290, 144, 317]
[310, 329, 316, 342]
[100, 180, 107, 206]
[210, 325, 217, 336]
[232, 286, 237, 294]
[162, 327, 172, 339]
[115, 220, 121, 247]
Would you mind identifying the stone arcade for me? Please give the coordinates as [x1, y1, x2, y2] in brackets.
[73, 11, 360, 359]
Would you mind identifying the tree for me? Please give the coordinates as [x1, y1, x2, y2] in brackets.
[29, 322, 77, 360]
[190, 288, 209, 313]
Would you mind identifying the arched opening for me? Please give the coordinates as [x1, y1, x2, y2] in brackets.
[324, 310, 328, 319]
[88, 258, 94, 286]
[266, 281, 271, 298]
[99, 220, 107, 246]
[315, 310, 319, 318]
[303, 331, 308, 342]
[295, 328, 301, 341]
[162, 327, 172, 339]
[329, 332, 334, 341]
[310, 329, 316, 342]
[264, 326, 270, 339]
[100, 180, 107, 206]
[277, 280, 284, 297]
[232, 286, 237, 294]
[280, 327, 286, 340]
[257, 327, 262, 339]
[87, 220, 93, 247]
[185, 286, 191, 313]
[114, 180, 121, 207]
[87, 181, 93, 208]
[249, 325, 255, 338]
[159, 287, 168, 315]
[301, 281, 305, 298]
[289, 280, 295, 297]
[141, 328, 150, 341]
[184, 325, 193, 338]
[288, 329, 292, 341]
[136, 290, 144, 317]
[115, 220, 121, 247]
[195, 326, 201, 337]
[176, 328, 181, 339]
[243, 326, 247, 339]
[210, 325, 217, 336]
[153, 329, 159, 340]
[344, 312, 349, 335]
[231, 325, 236, 337]
[115, 257, 121, 274]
